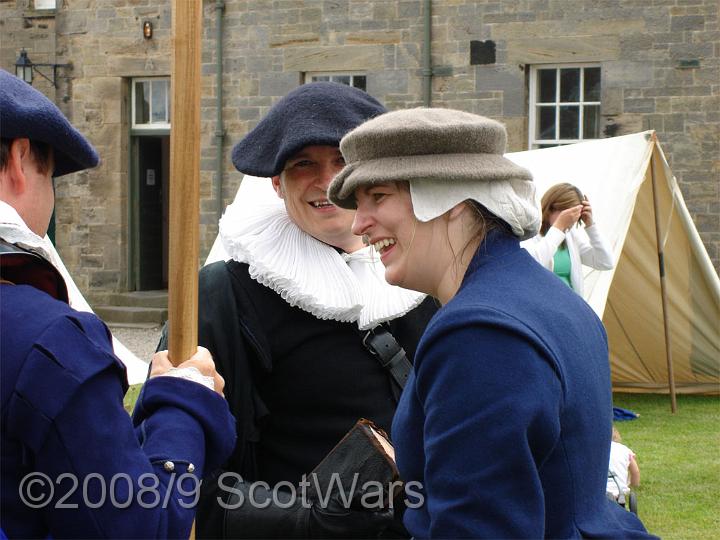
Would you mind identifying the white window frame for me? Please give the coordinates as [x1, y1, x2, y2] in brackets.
[304, 72, 367, 91]
[34, 0, 56, 9]
[131, 77, 171, 130]
[528, 63, 601, 149]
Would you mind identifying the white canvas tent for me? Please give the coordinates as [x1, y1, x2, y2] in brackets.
[507, 131, 720, 398]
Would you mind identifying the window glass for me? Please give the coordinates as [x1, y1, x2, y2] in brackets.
[583, 105, 601, 139]
[559, 106, 579, 139]
[135, 81, 150, 125]
[34, 0, 56, 9]
[584, 67, 601, 101]
[331, 75, 351, 86]
[538, 69, 556, 103]
[151, 80, 168, 123]
[560, 68, 580, 102]
[353, 75, 367, 91]
[308, 73, 367, 92]
[537, 107, 556, 140]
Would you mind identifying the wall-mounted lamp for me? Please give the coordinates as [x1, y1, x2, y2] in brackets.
[143, 21, 153, 39]
[15, 49, 33, 83]
[14, 49, 71, 88]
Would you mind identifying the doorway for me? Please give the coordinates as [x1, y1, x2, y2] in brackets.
[131, 135, 169, 290]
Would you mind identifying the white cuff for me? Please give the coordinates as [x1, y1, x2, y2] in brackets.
[585, 224, 602, 239]
[546, 226, 566, 243]
[160, 366, 215, 391]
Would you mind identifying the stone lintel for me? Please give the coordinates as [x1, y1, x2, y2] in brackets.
[106, 55, 170, 77]
[507, 36, 620, 65]
[284, 45, 384, 71]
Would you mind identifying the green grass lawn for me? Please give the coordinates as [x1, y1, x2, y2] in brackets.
[123, 383, 143, 414]
[121, 386, 718, 537]
[612, 393, 720, 539]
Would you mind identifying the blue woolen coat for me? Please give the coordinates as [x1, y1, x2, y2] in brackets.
[393, 230, 655, 539]
[1, 284, 236, 538]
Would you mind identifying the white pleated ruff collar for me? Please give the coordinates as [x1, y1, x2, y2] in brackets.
[218, 176, 426, 331]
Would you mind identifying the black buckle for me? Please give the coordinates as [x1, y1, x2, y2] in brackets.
[362, 327, 401, 364]
[362, 326, 411, 392]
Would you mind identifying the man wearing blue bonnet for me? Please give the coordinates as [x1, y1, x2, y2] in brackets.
[0, 68, 236, 538]
[166, 82, 436, 538]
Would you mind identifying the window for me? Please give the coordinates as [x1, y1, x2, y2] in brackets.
[34, 0, 56, 9]
[305, 72, 367, 92]
[132, 78, 170, 130]
[529, 65, 601, 148]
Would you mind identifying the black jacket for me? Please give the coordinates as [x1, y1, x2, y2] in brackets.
[160, 260, 436, 536]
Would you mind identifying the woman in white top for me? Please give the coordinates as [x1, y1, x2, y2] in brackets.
[607, 426, 641, 504]
[522, 183, 614, 296]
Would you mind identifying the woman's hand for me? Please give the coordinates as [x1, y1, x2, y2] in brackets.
[552, 205, 582, 231]
[580, 197, 594, 227]
[150, 346, 225, 397]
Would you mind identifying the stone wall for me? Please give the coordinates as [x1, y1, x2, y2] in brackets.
[1, 0, 717, 300]
[216, 0, 720, 269]
[0, 0, 57, 100]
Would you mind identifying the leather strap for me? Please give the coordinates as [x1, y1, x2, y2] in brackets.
[0, 239, 69, 302]
[362, 326, 412, 396]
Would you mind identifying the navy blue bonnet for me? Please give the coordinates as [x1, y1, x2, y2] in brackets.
[0, 69, 99, 177]
[231, 82, 386, 177]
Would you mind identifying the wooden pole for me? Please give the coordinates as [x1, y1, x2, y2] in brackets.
[649, 136, 678, 413]
[168, 0, 202, 366]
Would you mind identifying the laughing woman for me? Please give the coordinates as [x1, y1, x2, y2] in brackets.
[328, 108, 655, 539]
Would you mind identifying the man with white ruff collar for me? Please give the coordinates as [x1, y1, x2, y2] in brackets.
[179, 83, 437, 538]
[0, 69, 235, 537]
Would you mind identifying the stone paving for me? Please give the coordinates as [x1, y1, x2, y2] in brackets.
[111, 325, 162, 366]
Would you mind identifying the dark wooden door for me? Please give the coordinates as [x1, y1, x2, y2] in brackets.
[137, 136, 165, 290]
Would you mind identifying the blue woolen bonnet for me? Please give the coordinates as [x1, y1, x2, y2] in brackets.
[231, 82, 386, 177]
[0, 69, 99, 177]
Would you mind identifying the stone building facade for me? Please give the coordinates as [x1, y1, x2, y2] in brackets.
[1, 0, 718, 303]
